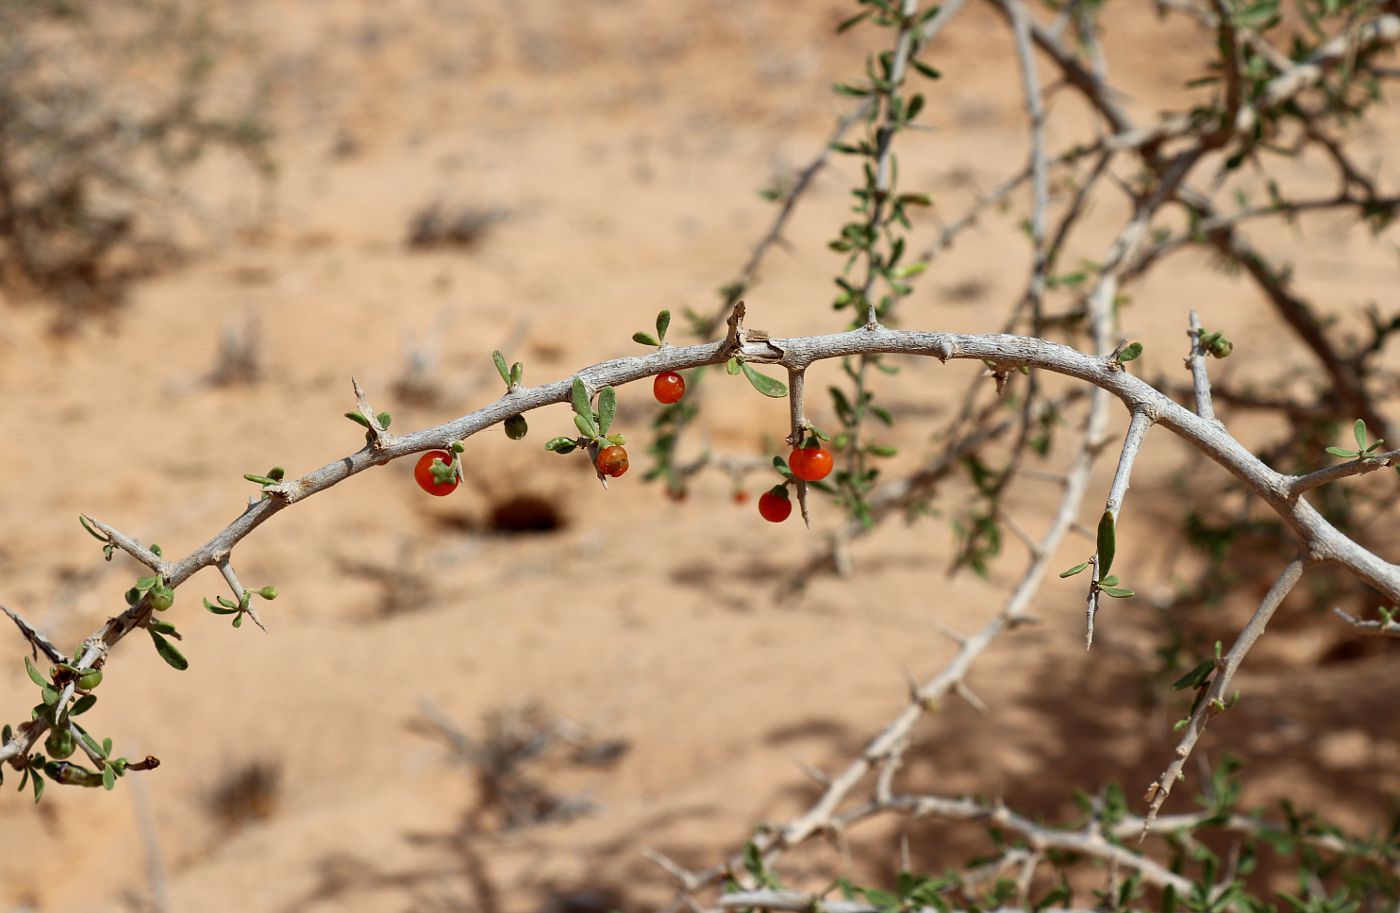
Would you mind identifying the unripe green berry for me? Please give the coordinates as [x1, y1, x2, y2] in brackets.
[504, 414, 529, 440]
[45, 728, 75, 761]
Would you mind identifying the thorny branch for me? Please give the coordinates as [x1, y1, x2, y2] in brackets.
[5, 328, 1398, 772]
[1141, 557, 1307, 831]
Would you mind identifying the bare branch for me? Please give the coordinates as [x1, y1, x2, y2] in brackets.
[1, 601, 67, 664]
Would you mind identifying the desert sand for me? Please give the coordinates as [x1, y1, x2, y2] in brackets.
[2, 2, 1397, 911]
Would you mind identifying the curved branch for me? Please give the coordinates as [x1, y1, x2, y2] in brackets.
[5, 328, 1399, 769]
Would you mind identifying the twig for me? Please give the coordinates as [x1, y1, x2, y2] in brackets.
[1186, 311, 1216, 423]
[1332, 607, 1400, 638]
[1286, 448, 1400, 498]
[1141, 557, 1307, 832]
[1, 601, 67, 664]
[217, 559, 268, 633]
[1005, 0, 1050, 324]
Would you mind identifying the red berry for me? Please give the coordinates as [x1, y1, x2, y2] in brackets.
[414, 450, 459, 497]
[654, 371, 686, 405]
[596, 445, 629, 478]
[788, 445, 834, 482]
[758, 488, 792, 523]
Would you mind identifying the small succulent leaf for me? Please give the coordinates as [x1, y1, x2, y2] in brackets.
[1354, 419, 1368, 449]
[149, 631, 189, 671]
[656, 309, 671, 344]
[725, 357, 741, 376]
[344, 411, 371, 428]
[597, 386, 617, 436]
[375, 412, 391, 429]
[24, 657, 47, 688]
[573, 414, 597, 440]
[1116, 342, 1144, 363]
[1099, 586, 1135, 598]
[1096, 511, 1117, 578]
[493, 351, 510, 386]
[510, 362, 523, 386]
[102, 765, 116, 790]
[740, 363, 788, 398]
[72, 695, 97, 716]
[1325, 446, 1360, 458]
[1059, 562, 1090, 578]
[570, 380, 597, 436]
[632, 332, 659, 347]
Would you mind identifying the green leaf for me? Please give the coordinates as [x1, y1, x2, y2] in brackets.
[1116, 342, 1144, 363]
[1059, 562, 1090, 578]
[510, 362, 523, 387]
[597, 386, 617, 436]
[725, 357, 741, 376]
[1354, 419, 1368, 449]
[1099, 586, 1135, 598]
[1325, 446, 1360, 458]
[1173, 659, 1215, 690]
[344, 411, 371, 428]
[102, 764, 116, 790]
[911, 59, 941, 80]
[493, 351, 510, 386]
[32, 771, 43, 803]
[78, 515, 107, 543]
[570, 379, 596, 435]
[24, 657, 47, 688]
[632, 332, 660, 347]
[544, 437, 578, 454]
[573, 414, 597, 440]
[149, 631, 189, 671]
[656, 310, 671, 344]
[1096, 511, 1117, 577]
[375, 412, 391, 429]
[740, 363, 788, 398]
[72, 695, 97, 716]
[40, 686, 59, 706]
[836, 9, 871, 32]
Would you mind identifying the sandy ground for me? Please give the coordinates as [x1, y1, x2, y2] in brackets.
[1, 2, 1397, 911]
